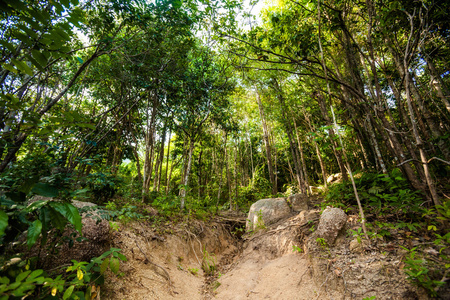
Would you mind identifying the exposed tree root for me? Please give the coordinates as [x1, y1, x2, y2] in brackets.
[135, 240, 174, 295]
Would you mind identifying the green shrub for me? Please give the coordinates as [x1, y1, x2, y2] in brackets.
[85, 170, 123, 204]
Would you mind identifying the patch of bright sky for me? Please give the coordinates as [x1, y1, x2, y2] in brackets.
[242, 0, 277, 29]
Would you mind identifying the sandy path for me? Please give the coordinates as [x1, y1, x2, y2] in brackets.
[215, 253, 328, 300]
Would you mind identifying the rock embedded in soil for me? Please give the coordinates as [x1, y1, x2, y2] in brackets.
[287, 193, 309, 212]
[315, 207, 347, 246]
[246, 198, 291, 231]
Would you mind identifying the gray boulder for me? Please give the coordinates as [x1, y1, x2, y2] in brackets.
[315, 207, 347, 246]
[246, 198, 291, 231]
[287, 193, 309, 212]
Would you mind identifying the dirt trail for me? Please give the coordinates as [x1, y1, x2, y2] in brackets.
[101, 212, 335, 300]
[101, 209, 429, 300]
[215, 254, 320, 300]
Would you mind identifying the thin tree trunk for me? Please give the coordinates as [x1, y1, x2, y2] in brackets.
[198, 141, 203, 199]
[165, 129, 172, 190]
[256, 91, 277, 195]
[304, 111, 327, 188]
[180, 136, 195, 210]
[272, 80, 305, 192]
[316, 92, 348, 181]
[216, 134, 226, 211]
[292, 113, 311, 194]
[225, 137, 232, 210]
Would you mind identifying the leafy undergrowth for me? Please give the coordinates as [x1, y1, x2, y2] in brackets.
[321, 169, 450, 297]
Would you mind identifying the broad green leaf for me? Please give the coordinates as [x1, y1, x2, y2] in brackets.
[25, 199, 49, 213]
[28, 9, 49, 24]
[11, 282, 35, 297]
[117, 252, 127, 262]
[48, 207, 68, 231]
[12, 31, 32, 46]
[171, 0, 182, 9]
[0, 41, 15, 52]
[26, 55, 44, 71]
[52, 2, 65, 15]
[109, 257, 120, 274]
[49, 202, 82, 234]
[16, 271, 31, 282]
[55, 27, 71, 41]
[2, 63, 17, 74]
[31, 50, 48, 68]
[27, 269, 43, 281]
[32, 183, 59, 197]
[100, 258, 109, 274]
[10, 58, 33, 76]
[4, 0, 27, 11]
[21, 16, 42, 31]
[0, 210, 8, 236]
[63, 285, 75, 300]
[0, 276, 10, 284]
[17, 24, 37, 39]
[27, 220, 42, 248]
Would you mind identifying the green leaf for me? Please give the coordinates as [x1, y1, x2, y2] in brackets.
[117, 252, 127, 262]
[31, 183, 59, 197]
[27, 269, 43, 281]
[25, 199, 50, 213]
[10, 58, 33, 76]
[49, 202, 82, 234]
[17, 24, 37, 39]
[109, 257, 120, 274]
[27, 220, 42, 248]
[48, 207, 68, 231]
[100, 258, 109, 274]
[63, 285, 75, 300]
[52, 2, 65, 15]
[26, 55, 44, 71]
[0, 41, 15, 52]
[12, 30, 32, 46]
[16, 271, 31, 282]
[0, 210, 8, 236]
[31, 50, 48, 68]
[4, 0, 27, 11]
[55, 27, 71, 41]
[28, 9, 49, 25]
[2, 63, 17, 74]
[0, 276, 10, 284]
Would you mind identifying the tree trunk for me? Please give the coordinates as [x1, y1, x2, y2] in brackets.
[256, 91, 277, 195]
[292, 114, 311, 194]
[303, 111, 327, 187]
[216, 134, 226, 210]
[315, 92, 348, 181]
[180, 137, 195, 210]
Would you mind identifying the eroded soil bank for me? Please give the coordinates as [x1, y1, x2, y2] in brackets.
[100, 204, 439, 300]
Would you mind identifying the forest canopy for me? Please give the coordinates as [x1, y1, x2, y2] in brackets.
[0, 0, 449, 207]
